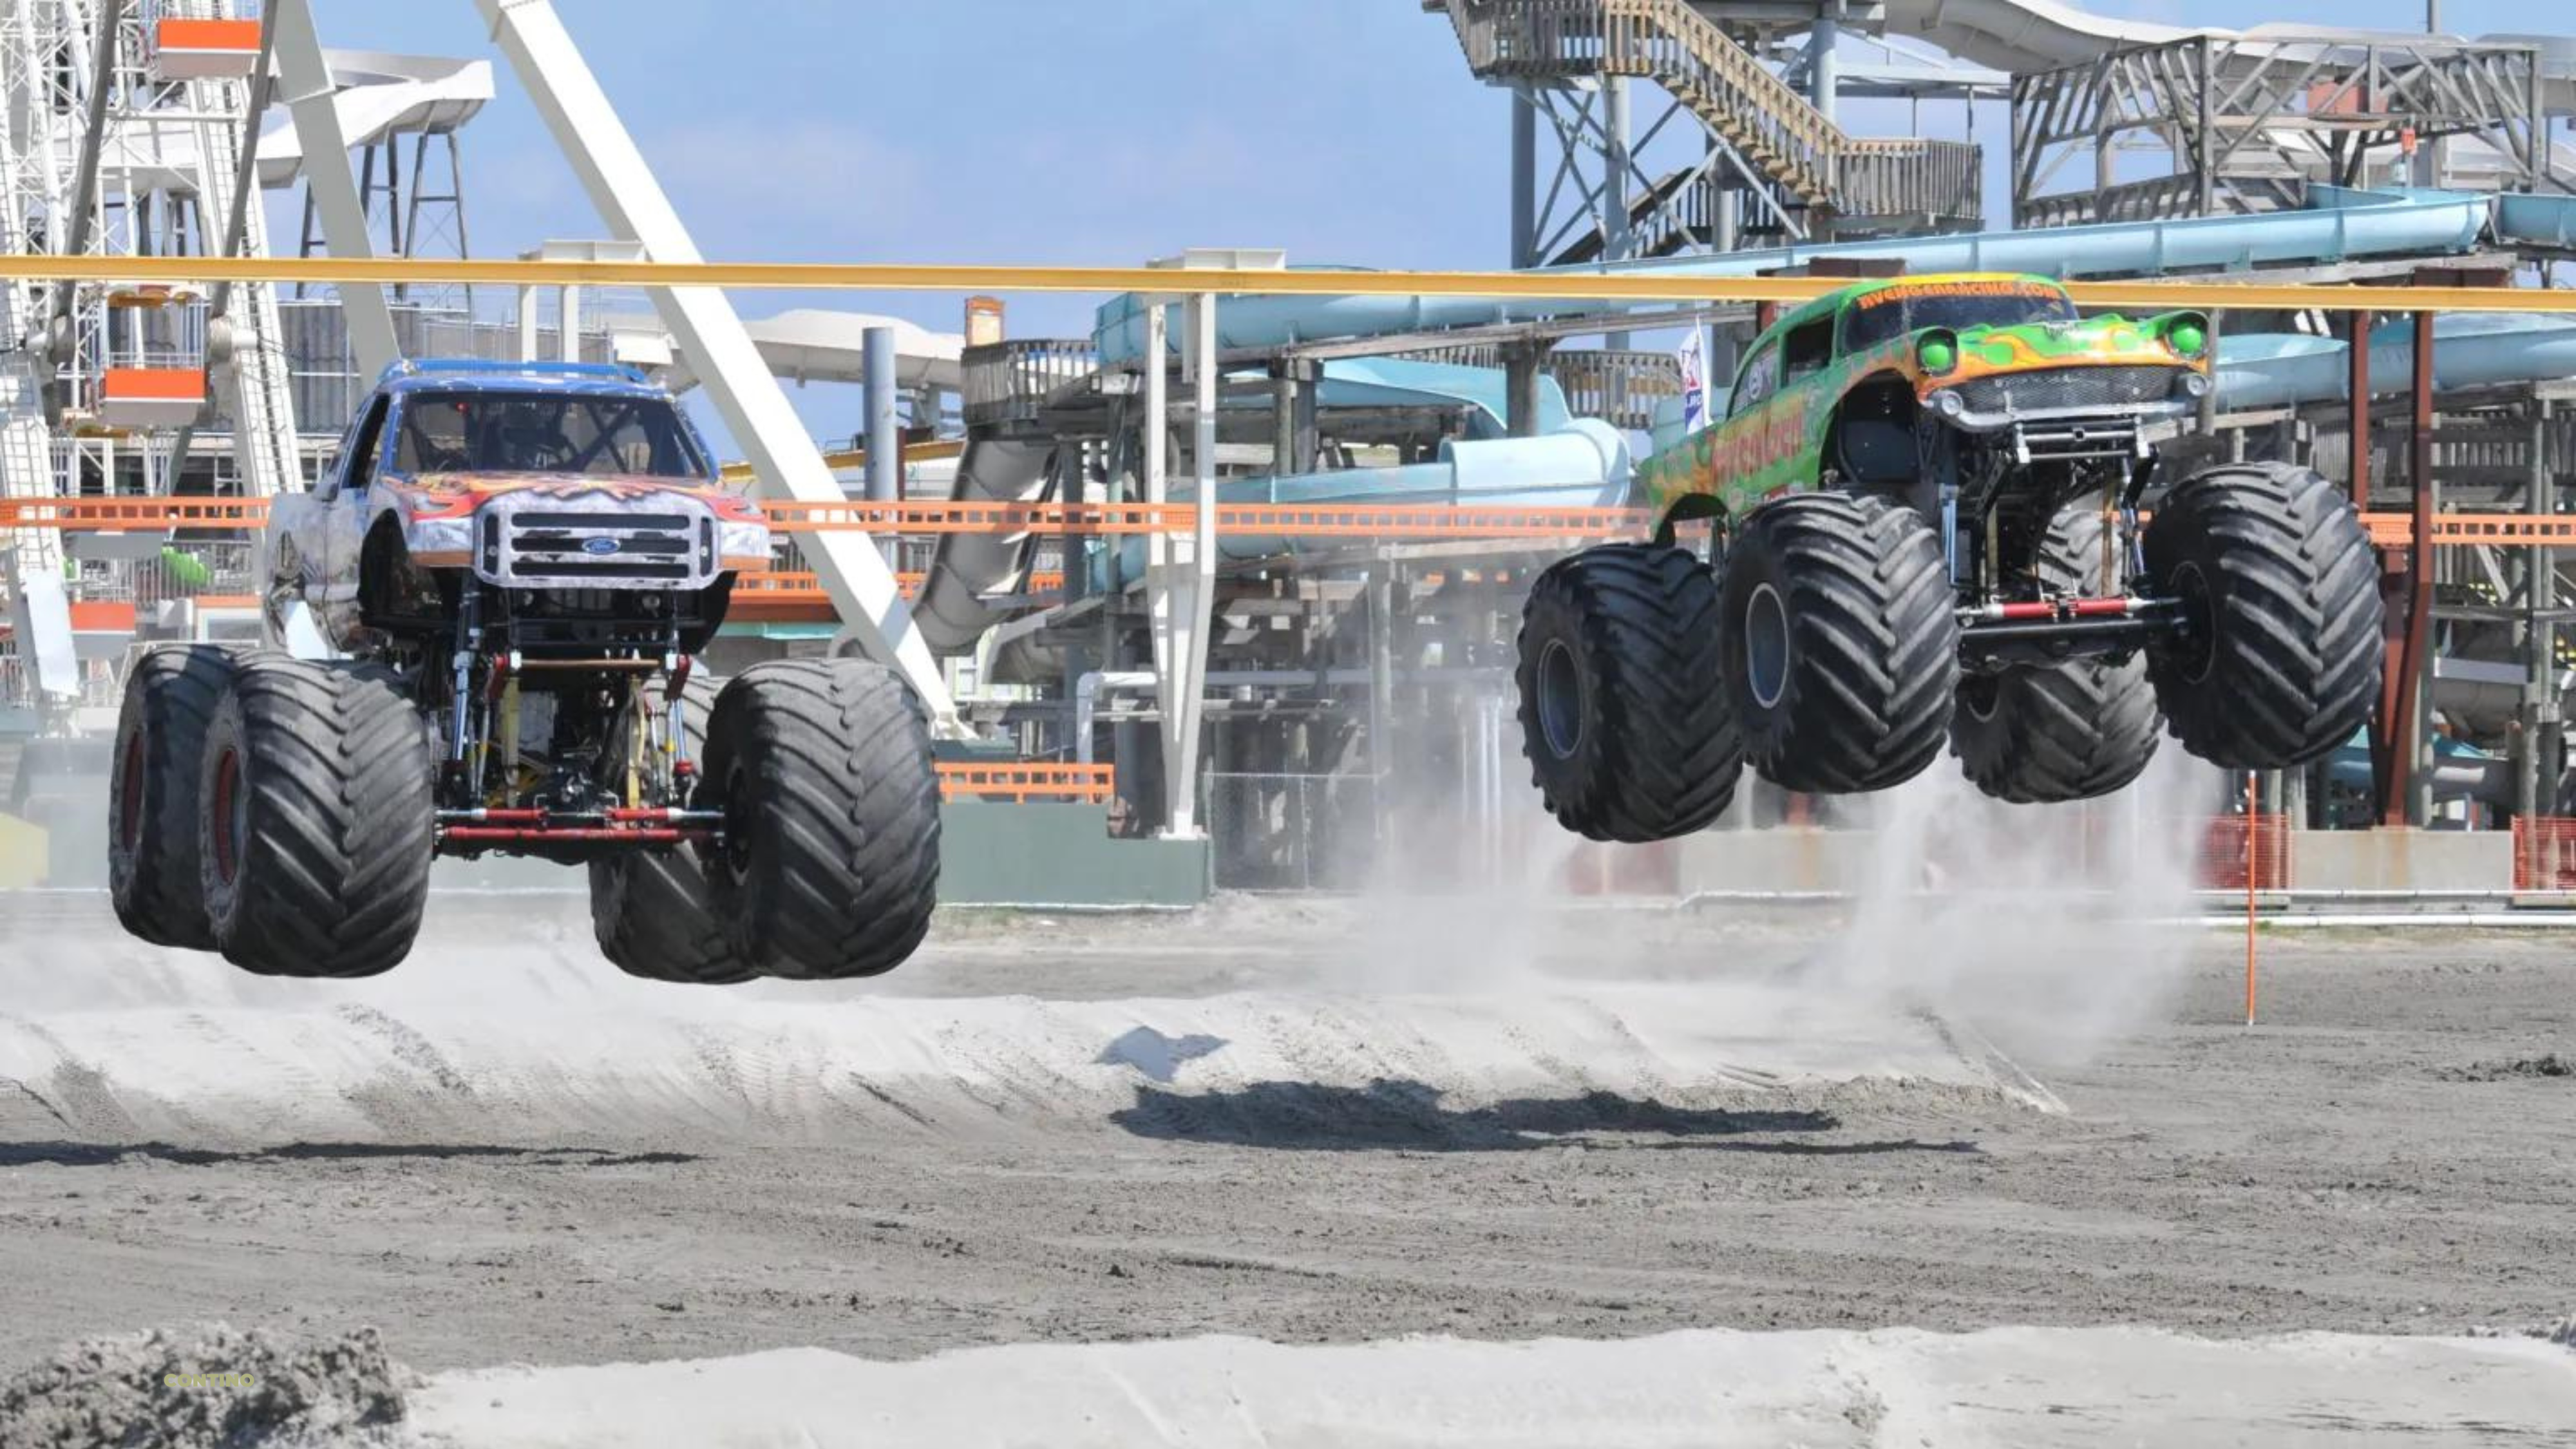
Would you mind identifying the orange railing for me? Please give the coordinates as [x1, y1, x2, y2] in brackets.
[2512, 816, 2576, 892]
[0, 495, 1650, 540]
[937, 761, 1116, 804]
[4, 496, 2563, 546]
[2199, 813, 2293, 891]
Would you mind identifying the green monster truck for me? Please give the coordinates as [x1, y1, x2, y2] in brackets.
[1517, 272, 2381, 839]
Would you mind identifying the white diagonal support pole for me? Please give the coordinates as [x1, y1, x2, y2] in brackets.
[1156, 291, 1218, 838]
[269, 0, 399, 379]
[473, 0, 960, 730]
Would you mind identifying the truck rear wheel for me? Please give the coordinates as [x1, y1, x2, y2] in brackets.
[697, 659, 940, 980]
[1514, 542, 1741, 842]
[2145, 462, 2380, 770]
[1952, 502, 2161, 803]
[199, 656, 435, 978]
[108, 644, 238, 947]
[590, 669, 753, 985]
[1721, 493, 1958, 794]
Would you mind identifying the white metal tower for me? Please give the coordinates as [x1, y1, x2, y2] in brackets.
[1, 0, 299, 706]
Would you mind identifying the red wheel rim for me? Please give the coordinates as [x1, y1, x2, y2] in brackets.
[211, 747, 243, 886]
[117, 732, 146, 851]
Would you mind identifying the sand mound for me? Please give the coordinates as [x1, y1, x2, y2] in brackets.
[0, 1325, 413, 1448]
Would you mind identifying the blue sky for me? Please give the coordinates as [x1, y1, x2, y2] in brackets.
[286, 0, 2552, 449]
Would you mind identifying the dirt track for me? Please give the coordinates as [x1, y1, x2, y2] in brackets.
[3, 890, 2572, 1381]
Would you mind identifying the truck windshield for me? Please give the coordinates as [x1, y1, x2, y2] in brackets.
[393, 390, 708, 478]
[1839, 282, 2080, 354]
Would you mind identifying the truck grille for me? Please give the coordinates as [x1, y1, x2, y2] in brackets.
[1955, 365, 2184, 415]
[479, 509, 714, 585]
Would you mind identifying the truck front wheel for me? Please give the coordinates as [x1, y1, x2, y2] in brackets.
[696, 659, 941, 980]
[108, 644, 238, 947]
[2144, 462, 2380, 770]
[1721, 493, 1958, 794]
[1514, 542, 1741, 842]
[198, 656, 435, 978]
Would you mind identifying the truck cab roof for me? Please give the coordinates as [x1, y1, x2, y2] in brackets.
[372, 357, 674, 402]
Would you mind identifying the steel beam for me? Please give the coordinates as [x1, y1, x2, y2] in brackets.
[3, 255, 2573, 316]
[269, 0, 398, 377]
[473, 0, 959, 730]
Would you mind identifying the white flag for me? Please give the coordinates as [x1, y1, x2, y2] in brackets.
[1678, 325, 1708, 434]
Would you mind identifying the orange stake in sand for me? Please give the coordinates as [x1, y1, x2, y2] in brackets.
[2244, 772, 2259, 1027]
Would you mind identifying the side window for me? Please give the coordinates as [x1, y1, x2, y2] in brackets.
[1730, 343, 1780, 416]
[1781, 319, 1834, 383]
[321, 395, 390, 500]
[343, 397, 392, 496]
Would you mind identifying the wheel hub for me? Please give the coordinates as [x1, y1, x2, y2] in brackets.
[1745, 582, 1792, 711]
[2166, 561, 2219, 685]
[1533, 637, 1585, 760]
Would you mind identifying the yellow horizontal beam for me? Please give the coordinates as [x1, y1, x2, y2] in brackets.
[717, 437, 965, 482]
[0, 253, 2564, 313]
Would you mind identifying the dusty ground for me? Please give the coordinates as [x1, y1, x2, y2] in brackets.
[2, 888, 2571, 1385]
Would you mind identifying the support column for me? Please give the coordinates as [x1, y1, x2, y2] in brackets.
[517, 284, 540, 361]
[1505, 345, 1545, 439]
[558, 284, 582, 363]
[1604, 78, 1633, 265]
[864, 325, 901, 563]
[1510, 88, 1537, 270]
[2378, 306, 2437, 828]
[1812, 5, 1841, 127]
[1154, 294, 1219, 838]
[2523, 398, 2559, 820]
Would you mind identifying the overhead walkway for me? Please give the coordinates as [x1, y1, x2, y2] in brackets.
[1427, 0, 1980, 233]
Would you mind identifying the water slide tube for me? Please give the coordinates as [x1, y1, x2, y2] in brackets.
[1092, 186, 2491, 362]
[254, 52, 495, 189]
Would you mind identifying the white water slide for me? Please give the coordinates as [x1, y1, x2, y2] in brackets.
[1869, 2, 2576, 190]
[252, 50, 493, 189]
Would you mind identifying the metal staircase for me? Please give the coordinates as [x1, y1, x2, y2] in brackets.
[1428, 0, 1978, 235]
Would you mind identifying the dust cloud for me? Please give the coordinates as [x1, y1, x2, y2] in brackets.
[1813, 745, 2229, 1067]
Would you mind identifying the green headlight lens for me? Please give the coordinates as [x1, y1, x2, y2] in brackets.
[2167, 320, 2208, 357]
[1918, 337, 1957, 374]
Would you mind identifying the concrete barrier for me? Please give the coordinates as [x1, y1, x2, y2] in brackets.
[2289, 828, 2514, 893]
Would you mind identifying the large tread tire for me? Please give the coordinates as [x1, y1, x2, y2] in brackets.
[1513, 542, 1741, 843]
[2145, 462, 2380, 770]
[108, 644, 239, 948]
[589, 669, 753, 985]
[199, 654, 435, 978]
[1952, 502, 2162, 803]
[1721, 493, 1960, 794]
[697, 658, 940, 980]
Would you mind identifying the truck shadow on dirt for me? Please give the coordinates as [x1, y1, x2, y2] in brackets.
[1110, 1079, 1982, 1155]
[0, 1141, 700, 1169]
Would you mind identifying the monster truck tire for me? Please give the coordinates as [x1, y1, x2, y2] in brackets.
[1513, 542, 1741, 842]
[2144, 462, 2380, 770]
[1721, 493, 1959, 794]
[1952, 502, 2161, 803]
[590, 668, 754, 985]
[108, 644, 240, 948]
[697, 658, 940, 980]
[199, 655, 435, 978]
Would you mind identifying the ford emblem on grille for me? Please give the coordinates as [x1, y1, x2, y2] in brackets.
[580, 536, 621, 556]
